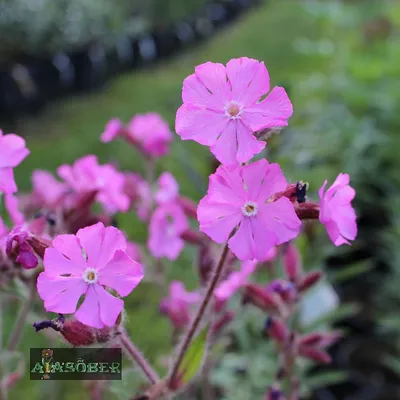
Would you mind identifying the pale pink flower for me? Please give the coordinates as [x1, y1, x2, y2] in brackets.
[0, 217, 8, 260]
[175, 57, 293, 165]
[160, 281, 201, 329]
[215, 261, 257, 303]
[197, 159, 301, 261]
[4, 193, 24, 225]
[123, 172, 152, 221]
[100, 118, 124, 143]
[31, 170, 68, 209]
[58, 155, 130, 214]
[155, 172, 179, 204]
[127, 113, 172, 157]
[6, 225, 39, 269]
[148, 203, 189, 260]
[37, 222, 144, 328]
[126, 241, 142, 263]
[319, 173, 357, 246]
[0, 130, 30, 193]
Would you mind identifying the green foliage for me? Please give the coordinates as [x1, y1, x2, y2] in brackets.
[177, 325, 209, 386]
[4, 0, 400, 398]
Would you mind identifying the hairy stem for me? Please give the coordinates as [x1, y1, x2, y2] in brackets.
[168, 242, 230, 386]
[119, 330, 160, 385]
[6, 278, 37, 351]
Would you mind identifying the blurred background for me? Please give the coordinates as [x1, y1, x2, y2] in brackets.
[1, 0, 400, 399]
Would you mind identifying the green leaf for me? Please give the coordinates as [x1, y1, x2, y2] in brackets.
[305, 370, 348, 388]
[178, 325, 209, 385]
[328, 260, 374, 283]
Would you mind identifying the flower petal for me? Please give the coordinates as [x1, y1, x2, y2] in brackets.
[226, 57, 270, 106]
[38, 274, 86, 314]
[0, 134, 30, 168]
[75, 285, 103, 328]
[52, 234, 86, 266]
[0, 168, 17, 193]
[256, 162, 288, 202]
[175, 104, 228, 146]
[95, 284, 124, 327]
[258, 198, 302, 245]
[182, 73, 221, 109]
[235, 121, 265, 164]
[198, 196, 242, 243]
[244, 86, 293, 131]
[43, 247, 84, 276]
[99, 250, 144, 297]
[211, 121, 238, 166]
[228, 218, 255, 261]
[194, 62, 231, 106]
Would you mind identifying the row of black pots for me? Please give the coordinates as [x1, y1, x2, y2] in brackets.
[0, 0, 261, 121]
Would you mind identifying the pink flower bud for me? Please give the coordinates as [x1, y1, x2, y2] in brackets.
[244, 284, 287, 316]
[6, 225, 49, 269]
[294, 202, 320, 220]
[283, 243, 302, 283]
[212, 311, 235, 334]
[298, 346, 332, 364]
[180, 229, 205, 245]
[61, 319, 113, 347]
[264, 317, 289, 344]
[297, 271, 323, 293]
[178, 196, 198, 219]
[298, 332, 324, 347]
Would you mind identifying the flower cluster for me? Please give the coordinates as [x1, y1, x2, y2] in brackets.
[0, 56, 358, 400]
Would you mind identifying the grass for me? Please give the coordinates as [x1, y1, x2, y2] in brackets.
[3, 1, 331, 399]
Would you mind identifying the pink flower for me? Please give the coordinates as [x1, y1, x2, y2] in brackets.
[100, 118, 124, 143]
[175, 57, 293, 165]
[160, 281, 201, 329]
[0, 130, 30, 193]
[4, 193, 24, 225]
[126, 241, 142, 263]
[32, 170, 68, 209]
[6, 223, 50, 269]
[127, 113, 172, 157]
[215, 261, 257, 303]
[197, 159, 301, 261]
[123, 173, 152, 221]
[37, 222, 144, 328]
[148, 203, 189, 260]
[58, 155, 130, 214]
[0, 217, 8, 260]
[319, 173, 357, 246]
[155, 172, 179, 204]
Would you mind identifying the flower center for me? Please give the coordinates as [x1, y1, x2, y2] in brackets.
[225, 101, 243, 119]
[242, 201, 258, 217]
[83, 267, 98, 284]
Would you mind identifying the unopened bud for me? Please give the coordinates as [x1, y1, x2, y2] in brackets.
[198, 245, 214, 285]
[297, 271, 323, 293]
[212, 311, 235, 334]
[264, 317, 289, 343]
[178, 197, 198, 219]
[294, 202, 319, 220]
[298, 346, 332, 364]
[61, 319, 114, 346]
[298, 332, 324, 347]
[180, 229, 205, 245]
[244, 284, 287, 317]
[283, 243, 302, 283]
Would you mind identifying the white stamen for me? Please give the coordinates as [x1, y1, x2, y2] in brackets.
[82, 267, 98, 284]
[224, 101, 243, 120]
[242, 201, 259, 217]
